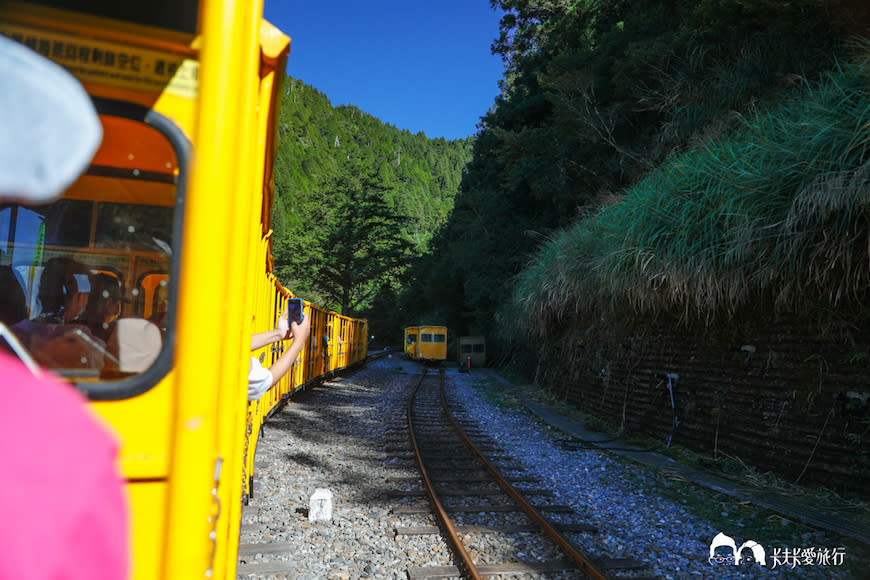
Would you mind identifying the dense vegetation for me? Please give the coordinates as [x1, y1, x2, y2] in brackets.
[269, 79, 472, 338]
[406, 0, 870, 360]
[515, 61, 870, 338]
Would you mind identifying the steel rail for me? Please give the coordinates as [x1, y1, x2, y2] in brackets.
[407, 368, 483, 580]
[438, 374, 610, 580]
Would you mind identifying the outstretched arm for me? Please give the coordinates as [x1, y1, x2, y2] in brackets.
[250, 308, 292, 350]
[266, 314, 311, 383]
[250, 328, 284, 350]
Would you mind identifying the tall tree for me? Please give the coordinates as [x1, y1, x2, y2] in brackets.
[288, 160, 413, 314]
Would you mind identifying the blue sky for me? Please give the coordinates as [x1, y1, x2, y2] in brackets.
[263, 1, 506, 141]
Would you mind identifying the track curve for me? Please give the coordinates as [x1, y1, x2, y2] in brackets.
[406, 368, 610, 579]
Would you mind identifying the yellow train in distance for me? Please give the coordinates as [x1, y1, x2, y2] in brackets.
[404, 324, 447, 363]
[0, 2, 367, 579]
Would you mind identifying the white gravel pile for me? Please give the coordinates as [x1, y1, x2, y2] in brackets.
[238, 356, 857, 580]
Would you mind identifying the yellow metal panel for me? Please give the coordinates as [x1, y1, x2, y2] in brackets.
[209, 14, 286, 576]
[89, 378, 174, 479]
[164, 0, 262, 576]
[126, 481, 168, 580]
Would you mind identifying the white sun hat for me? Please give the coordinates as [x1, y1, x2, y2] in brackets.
[0, 34, 102, 203]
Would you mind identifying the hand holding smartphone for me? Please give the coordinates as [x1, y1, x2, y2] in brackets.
[286, 298, 304, 324]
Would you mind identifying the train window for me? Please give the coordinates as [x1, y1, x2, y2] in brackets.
[434, 334, 446, 343]
[0, 103, 187, 400]
[1, 200, 93, 250]
[473, 344, 485, 353]
[41, 200, 93, 247]
[460, 344, 472, 354]
[421, 333, 433, 342]
[406, 333, 416, 344]
[95, 204, 173, 253]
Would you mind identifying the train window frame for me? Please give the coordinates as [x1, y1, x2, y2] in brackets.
[74, 99, 188, 400]
[421, 333, 433, 342]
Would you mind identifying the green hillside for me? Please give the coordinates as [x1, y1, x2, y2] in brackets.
[270, 77, 472, 329]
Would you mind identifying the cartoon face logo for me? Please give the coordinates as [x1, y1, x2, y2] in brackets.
[738, 540, 767, 567]
[710, 532, 739, 565]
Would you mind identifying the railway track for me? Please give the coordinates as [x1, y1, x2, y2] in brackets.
[395, 368, 648, 580]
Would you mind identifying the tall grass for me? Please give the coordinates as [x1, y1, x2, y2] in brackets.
[515, 61, 870, 338]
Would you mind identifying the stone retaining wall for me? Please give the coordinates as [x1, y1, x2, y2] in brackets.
[535, 315, 870, 498]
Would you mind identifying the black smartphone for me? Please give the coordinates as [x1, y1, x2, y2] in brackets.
[286, 298, 304, 324]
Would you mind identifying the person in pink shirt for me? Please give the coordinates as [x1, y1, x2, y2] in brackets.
[0, 351, 129, 579]
[0, 34, 130, 579]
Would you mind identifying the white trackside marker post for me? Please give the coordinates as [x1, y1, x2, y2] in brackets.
[309, 488, 334, 523]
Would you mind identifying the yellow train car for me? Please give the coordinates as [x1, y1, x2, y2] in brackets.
[0, 2, 366, 579]
[409, 324, 447, 363]
[403, 325, 418, 358]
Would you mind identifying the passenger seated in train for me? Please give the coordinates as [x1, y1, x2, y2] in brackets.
[77, 273, 161, 373]
[30, 257, 91, 324]
[80, 273, 126, 343]
[13, 257, 109, 369]
[9, 258, 163, 374]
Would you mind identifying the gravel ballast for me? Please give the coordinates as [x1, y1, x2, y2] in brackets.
[238, 356, 861, 579]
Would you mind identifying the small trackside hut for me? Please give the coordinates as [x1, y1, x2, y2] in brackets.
[457, 335, 486, 368]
